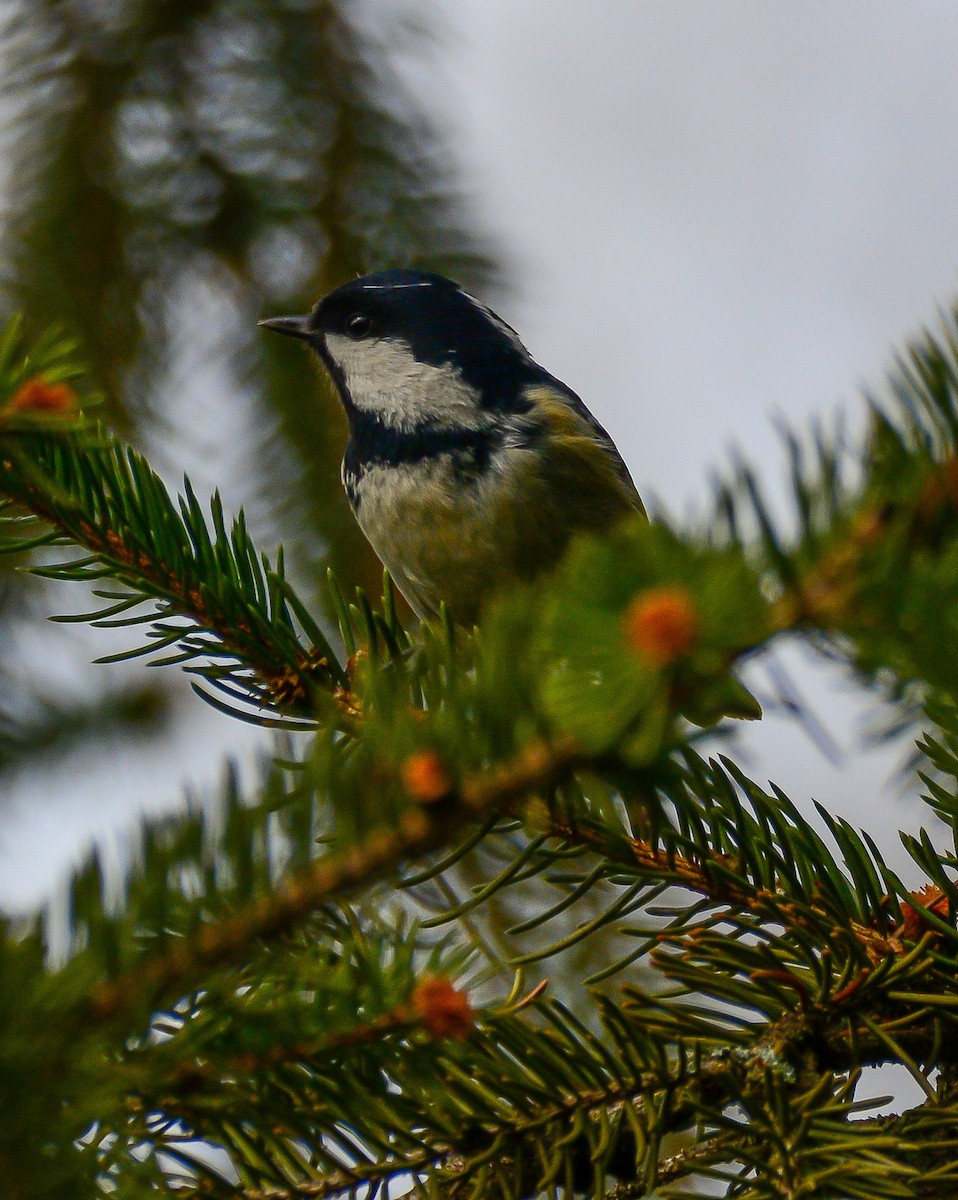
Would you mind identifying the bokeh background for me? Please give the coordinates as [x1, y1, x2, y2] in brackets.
[2, 0, 958, 935]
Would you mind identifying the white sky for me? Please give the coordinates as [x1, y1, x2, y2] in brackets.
[438, 1, 958, 496]
[434, 0, 958, 871]
[4, 2, 958, 915]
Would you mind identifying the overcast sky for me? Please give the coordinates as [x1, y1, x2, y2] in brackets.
[4, 2, 958, 913]
[433, 0, 958, 866]
[438, 2, 958, 492]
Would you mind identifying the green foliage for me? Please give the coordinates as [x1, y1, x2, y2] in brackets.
[3, 305, 958, 1198]
[535, 523, 766, 754]
[0, 318, 345, 727]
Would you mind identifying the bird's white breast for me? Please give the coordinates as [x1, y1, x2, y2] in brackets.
[345, 453, 516, 619]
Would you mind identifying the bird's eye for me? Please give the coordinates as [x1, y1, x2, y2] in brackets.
[346, 313, 372, 340]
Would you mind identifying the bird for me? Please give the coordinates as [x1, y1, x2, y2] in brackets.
[260, 269, 644, 627]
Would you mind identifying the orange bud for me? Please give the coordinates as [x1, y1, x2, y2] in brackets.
[917, 458, 958, 521]
[411, 975, 474, 1040]
[900, 884, 950, 942]
[401, 750, 453, 803]
[7, 377, 78, 416]
[623, 586, 698, 666]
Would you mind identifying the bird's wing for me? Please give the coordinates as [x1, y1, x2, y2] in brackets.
[522, 380, 645, 516]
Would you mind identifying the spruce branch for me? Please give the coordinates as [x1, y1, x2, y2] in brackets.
[147, 992, 927, 1200]
[0, 318, 364, 727]
[91, 743, 956, 1197]
[546, 806, 891, 962]
[0, 425, 354, 726]
[718, 305, 958, 719]
[82, 736, 583, 1025]
[7, 307, 958, 1197]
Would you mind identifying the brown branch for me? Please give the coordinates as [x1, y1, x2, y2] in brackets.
[147, 981, 953, 1200]
[148, 977, 472, 1109]
[770, 455, 958, 632]
[83, 737, 584, 1024]
[607, 1131, 755, 1197]
[150, 1009, 419, 1107]
[548, 817, 894, 962]
[169, 1006, 860, 1200]
[193, 1069, 653, 1200]
[0, 443, 353, 719]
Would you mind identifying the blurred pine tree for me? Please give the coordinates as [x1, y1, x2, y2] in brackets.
[0, 0, 499, 794]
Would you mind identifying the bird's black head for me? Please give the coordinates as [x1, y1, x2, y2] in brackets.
[260, 269, 537, 426]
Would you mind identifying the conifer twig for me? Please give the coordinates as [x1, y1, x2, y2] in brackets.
[0, 435, 359, 725]
[84, 737, 584, 1023]
[549, 817, 892, 960]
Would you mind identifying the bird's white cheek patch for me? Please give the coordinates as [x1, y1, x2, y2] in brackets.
[324, 334, 482, 428]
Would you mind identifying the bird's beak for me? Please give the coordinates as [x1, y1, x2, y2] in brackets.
[258, 314, 312, 340]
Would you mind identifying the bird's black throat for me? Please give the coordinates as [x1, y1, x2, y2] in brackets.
[341, 408, 504, 506]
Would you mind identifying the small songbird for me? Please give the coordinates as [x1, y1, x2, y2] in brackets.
[260, 270, 644, 626]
